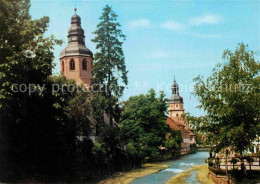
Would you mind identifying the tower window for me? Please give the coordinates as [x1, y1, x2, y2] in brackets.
[176, 104, 178, 108]
[61, 60, 64, 72]
[70, 59, 75, 70]
[82, 59, 87, 70]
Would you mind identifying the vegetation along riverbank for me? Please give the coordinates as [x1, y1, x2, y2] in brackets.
[167, 164, 214, 184]
[95, 163, 168, 184]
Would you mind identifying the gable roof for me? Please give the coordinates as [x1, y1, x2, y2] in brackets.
[166, 117, 181, 131]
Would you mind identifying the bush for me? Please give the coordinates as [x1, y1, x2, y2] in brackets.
[229, 169, 244, 181]
[207, 158, 214, 166]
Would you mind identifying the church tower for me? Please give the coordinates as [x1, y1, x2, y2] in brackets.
[169, 78, 184, 120]
[60, 9, 93, 87]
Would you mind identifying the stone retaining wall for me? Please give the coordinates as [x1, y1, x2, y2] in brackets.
[209, 170, 230, 184]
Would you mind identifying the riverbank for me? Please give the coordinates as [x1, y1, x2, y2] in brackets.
[167, 164, 214, 184]
[96, 163, 168, 184]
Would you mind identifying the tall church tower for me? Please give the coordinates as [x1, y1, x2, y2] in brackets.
[169, 78, 184, 120]
[60, 9, 93, 87]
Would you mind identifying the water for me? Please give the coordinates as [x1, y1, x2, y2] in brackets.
[130, 152, 209, 184]
[185, 170, 199, 184]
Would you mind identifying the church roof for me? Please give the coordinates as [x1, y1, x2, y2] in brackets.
[166, 117, 191, 134]
[169, 94, 183, 103]
[170, 117, 185, 127]
[60, 11, 93, 59]
[60, 42, 93, 58]
[169, 79, 183, 103]
[166, 117, 181, 131]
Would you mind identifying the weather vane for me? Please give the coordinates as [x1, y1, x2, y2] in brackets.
[74, 1, 77, 14]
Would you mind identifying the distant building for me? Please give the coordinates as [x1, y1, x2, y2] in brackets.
[60, 9, 93, 88]
[166, 78, 196, 153]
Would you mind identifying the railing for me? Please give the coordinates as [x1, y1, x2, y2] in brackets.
[211, 156, 260, 171]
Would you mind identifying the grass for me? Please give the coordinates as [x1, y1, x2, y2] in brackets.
[166, 169, 193, 184]
[167, 164, 214, 184]
[196, 165, 214, 184]
[96, 163, 168, 184]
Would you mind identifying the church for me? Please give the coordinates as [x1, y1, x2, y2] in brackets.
[166, 78, 196, 154]
[60, 8, 93, 88]
[59, 10, 196, 149]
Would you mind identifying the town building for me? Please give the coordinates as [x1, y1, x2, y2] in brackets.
[60, 8, 93, 88]
[166, 78, 196, 153]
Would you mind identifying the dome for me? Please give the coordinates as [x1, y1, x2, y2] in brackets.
[60, 42, 93, 58]
[71, 14, 81, 24]
[60, 11, 93, 59]
[169, 78, 183, 103]
[169, 94, 183, 103]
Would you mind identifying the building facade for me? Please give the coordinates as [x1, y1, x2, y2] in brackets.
[60, 9, 93, 88]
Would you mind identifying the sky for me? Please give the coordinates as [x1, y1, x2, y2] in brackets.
[30, 0, 260, 116]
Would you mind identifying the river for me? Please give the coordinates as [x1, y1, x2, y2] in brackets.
[130, 151, 209, 184]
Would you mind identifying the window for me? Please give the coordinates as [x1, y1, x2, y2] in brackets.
[82, 59, 87, 70]
[176, 104, 178, 108]
[176, 114, 179, 117]
[61, 60, 64, 72]
[70, 59, 75, 70]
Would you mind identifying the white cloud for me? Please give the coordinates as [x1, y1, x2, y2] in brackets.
[146, 51, 171, 59]
[128, 19, 151, 29]
[161, 21, 187, 31]
[189, 14, 222, 26]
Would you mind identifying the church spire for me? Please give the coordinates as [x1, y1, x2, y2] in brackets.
[172, 77, 179, 95]
[169, 77, 183, 103]
[60, 10, 93, 59]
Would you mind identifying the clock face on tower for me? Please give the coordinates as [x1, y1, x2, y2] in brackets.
[72, 36, 77, 41]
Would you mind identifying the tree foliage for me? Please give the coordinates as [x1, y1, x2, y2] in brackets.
[0, 0, 92, 181]
[164, 130, 183, 152]
[193, 43, 260, 154]
[120, 89, 169, 161]
[184, 114, 219, 146]
[91, 5, 127, 124]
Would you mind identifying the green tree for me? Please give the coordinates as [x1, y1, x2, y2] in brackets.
[91, 5, 128, 125]
[120, 89, 169, 161]
[184, 114, 219, 146]
[164, 130, 183, 152]
[0, 0, 92, 181]
[193, 43, 260, 156]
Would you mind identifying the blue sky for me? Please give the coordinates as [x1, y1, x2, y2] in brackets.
[30, 0, 260, 116]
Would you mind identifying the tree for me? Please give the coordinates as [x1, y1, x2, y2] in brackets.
[193, 43, 260, 156]
[0, 0, 92, 181]
[184, 114, 220, 146]
[164, 130, 183, 152]
[120, 89, 169, 161]
[91, 5, 128, 125]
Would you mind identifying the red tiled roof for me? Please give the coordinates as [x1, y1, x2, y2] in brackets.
[166, 117, 196, 135]
[170, 117, 185, 127]
[182, 129, 191, 133]
[189, 131, 196, 136]
[166, 117, 181, 131]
